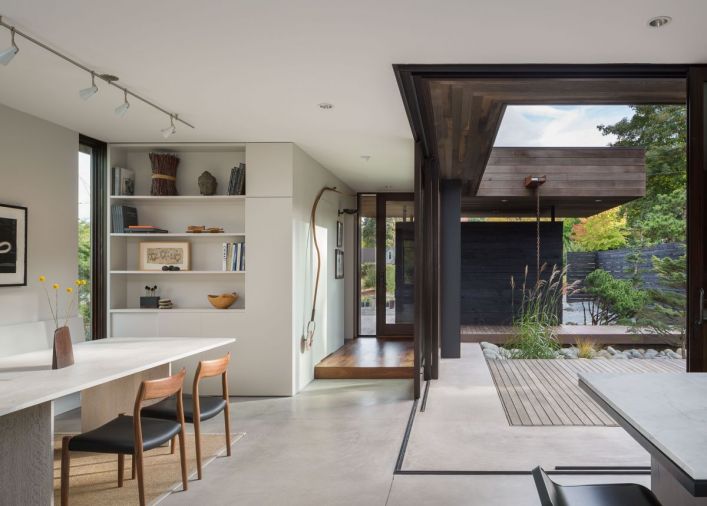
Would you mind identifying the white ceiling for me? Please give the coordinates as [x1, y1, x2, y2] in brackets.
[0, 0, 705, 191]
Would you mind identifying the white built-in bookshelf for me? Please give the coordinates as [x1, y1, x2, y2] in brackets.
[107, 143, 247, 335]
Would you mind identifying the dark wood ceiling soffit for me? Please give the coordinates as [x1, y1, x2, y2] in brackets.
[422, 77, 685, 196]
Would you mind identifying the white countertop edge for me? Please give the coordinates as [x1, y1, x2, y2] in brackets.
[0, 337, 236, 418]
[578, 371, 699, 479]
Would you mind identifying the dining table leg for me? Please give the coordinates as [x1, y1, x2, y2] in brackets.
[0, 401, 53, 505]
[80, 364, 169, 431]
[652, 457, 707, 506]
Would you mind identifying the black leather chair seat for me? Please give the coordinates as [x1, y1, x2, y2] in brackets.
[68, 415, 181, 455]
[142, 394, 227, 423]
[556, 483, 662, 506]
[533, 467, 662, 506]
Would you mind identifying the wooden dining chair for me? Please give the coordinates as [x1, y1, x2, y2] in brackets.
[61, 369, 188, 506]
[142, 352, 232, 479]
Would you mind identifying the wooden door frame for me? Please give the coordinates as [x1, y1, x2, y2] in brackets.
[375, 193, 415, 337]
[395, 63, 707, 398]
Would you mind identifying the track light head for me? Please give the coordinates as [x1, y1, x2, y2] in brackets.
[0, 27, 18, 66]
[79, 72, 98, 100]
[114, 90, 130, 117]
[161, 115, 177, 138]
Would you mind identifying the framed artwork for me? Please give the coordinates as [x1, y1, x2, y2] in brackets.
[335, 249, 344, 279]
[0, 204, 27, 287]
[139, 241, 191, 271]
[336, 220, 343, 248]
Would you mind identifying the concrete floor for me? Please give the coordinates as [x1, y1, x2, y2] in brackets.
[403, 344, 650, 471]
[56, 373, 651, 505]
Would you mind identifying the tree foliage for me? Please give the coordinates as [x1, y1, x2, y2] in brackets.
[78, 220, 91, 338]
[633, 255, 686, 350]
[598, 105, 686, 246]
[571, 208, 628, 252]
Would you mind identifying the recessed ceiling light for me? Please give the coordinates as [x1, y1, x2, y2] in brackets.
[318, 102, 334, 110]
[595, 199, 603, 203]
[501, 199, 508, 203]
[648, 16, 672, 28]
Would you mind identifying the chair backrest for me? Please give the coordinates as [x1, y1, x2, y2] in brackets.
[194, 352, 231, 400]
[531, 466, 563, 506]
[136, 368, 187, 405]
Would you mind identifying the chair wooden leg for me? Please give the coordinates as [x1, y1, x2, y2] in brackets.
[136, 450, 146, 506]
[118, 454, 124, 487]
[194, 417, 203, 480]
[131, 454, 136, 479]
[170, 436, 176, 454]
[178, 428, 188, 491]
[60, 436, 71, 506]
[224, 402, 232, 457]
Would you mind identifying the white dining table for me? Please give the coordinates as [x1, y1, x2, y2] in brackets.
[0, 336, 235, 505]
[579, 372, 707, 506]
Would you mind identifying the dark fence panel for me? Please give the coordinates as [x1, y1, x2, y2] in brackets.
[460, 222, 563, 325]
[567, 243, 685, 302]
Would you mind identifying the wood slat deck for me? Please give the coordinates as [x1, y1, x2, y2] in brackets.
[486, 358, 685, 427]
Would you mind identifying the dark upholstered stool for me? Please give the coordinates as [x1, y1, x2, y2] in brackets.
[142, 352, 232, 479]
[532, 466, 662, 506]
[61, 369, 189, 506]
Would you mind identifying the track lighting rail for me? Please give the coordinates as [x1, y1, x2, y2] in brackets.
[0, 15, 195, 129]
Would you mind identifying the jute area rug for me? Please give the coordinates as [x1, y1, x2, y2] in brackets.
[53, 432, 245, 505]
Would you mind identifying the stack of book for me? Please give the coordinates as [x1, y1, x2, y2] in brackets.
[124, 225, 168, 234]
[112, 167, 135, 195]
[111, 205, 138, 233]
[222, 242, 246, 271]
[227, 163, 246, 195]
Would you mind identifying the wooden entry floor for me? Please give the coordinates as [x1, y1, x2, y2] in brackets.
[314, 339, 414, 379]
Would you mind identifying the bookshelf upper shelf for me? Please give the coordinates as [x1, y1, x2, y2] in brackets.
[110, 195, 246, 202]
[111, 232, 246, 238]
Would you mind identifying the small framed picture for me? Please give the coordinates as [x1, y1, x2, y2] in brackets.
[336, 221, 344, 248]
[0, 204, 28, 286]
[335, 249, 344, 279]
[139, 242, 191, 271]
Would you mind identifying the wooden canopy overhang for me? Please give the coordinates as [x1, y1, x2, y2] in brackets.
[465, 146, 646, 217]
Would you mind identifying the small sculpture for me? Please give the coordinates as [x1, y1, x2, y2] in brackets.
[198, 171, 217, 195]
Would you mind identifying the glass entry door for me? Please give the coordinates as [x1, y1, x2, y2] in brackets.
[376, 194, 414, 336]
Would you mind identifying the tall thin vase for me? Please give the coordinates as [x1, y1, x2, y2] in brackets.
[52, 326, 74, 369]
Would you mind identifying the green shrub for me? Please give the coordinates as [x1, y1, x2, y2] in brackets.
[583, 269, 647, 325]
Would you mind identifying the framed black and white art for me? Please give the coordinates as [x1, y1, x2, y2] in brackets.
[0, 204, 28, 287]
[336, 220, 343, 248]
[335, 249, 344, 279]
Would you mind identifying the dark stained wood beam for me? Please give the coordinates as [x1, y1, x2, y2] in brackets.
[461, 146, 646, 217]
[425, 77, 684, 195]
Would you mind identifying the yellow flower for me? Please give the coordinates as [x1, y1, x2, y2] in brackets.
[75, 279, 81, 286]
[38, 275, 46, 282]
[82, 280, 88, 286]
[52, 283, 59, 290]
[66, 287, 73, 294]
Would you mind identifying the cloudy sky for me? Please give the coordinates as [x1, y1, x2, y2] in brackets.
[494, 105, 634, 147]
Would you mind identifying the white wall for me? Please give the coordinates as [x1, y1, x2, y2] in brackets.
[0, 103, 78, 335]
[292, 145, 354, 392]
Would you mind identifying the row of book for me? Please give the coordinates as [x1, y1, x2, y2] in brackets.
[112, 167, 135, 196]
[111, 205, 168, 233]
[111, 205, 138, 233]
[227, 163, 246, 195]
[222, 242, 246, 272]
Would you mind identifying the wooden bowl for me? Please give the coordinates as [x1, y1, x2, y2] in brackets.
[207, 292, 239, 309]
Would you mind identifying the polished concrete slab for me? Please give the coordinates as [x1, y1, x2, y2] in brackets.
[402, 343, 650, 471]
[55, 375, 653, 505]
